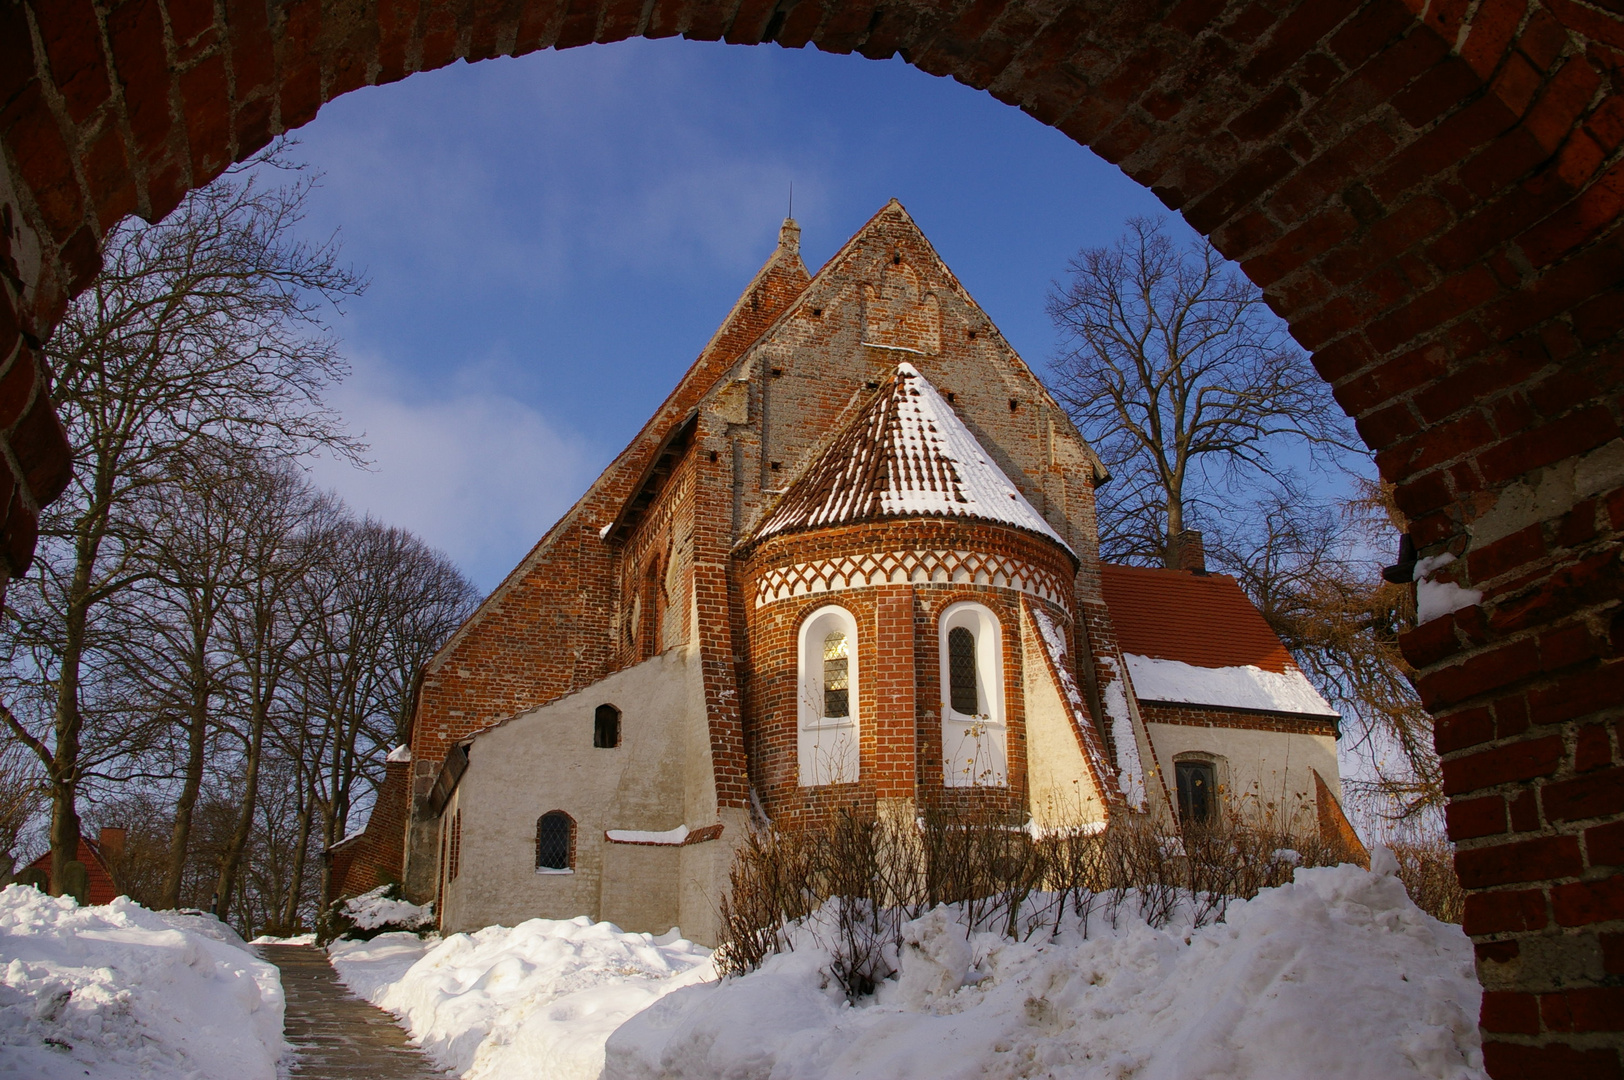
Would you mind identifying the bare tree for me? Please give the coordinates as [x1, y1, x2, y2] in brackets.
[1210, 485, 1439, 818]
[208, 459, 339, 924]
[0, 148, 363, 893]
[294, 520, 476, 916]
[1046, 216, 1356, 566]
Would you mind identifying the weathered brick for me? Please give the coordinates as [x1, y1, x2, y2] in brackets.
[1456, 834, 1583, 888]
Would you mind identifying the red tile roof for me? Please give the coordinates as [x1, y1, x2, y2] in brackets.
[1099, 564, 1294, 673]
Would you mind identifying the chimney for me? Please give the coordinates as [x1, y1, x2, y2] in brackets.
[98, 827, 125, 864]
[1172, 530, 1206, 574]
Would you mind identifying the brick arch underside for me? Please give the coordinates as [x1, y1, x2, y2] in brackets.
[3, 0, 1623, 1072]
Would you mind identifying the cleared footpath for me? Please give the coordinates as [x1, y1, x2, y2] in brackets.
[261, 943, 447, 1079]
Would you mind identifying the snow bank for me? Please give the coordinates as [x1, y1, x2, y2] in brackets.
[0, 885, 284, 1080]
[607, 864, 1484, 1080]
[343, 884, 435, 932]
[1124, 652, 1340, 717]
[330, 917, 712, 1079]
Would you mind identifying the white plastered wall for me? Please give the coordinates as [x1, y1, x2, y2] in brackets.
[1143, 720, 1340, 834]
[1020, 608, 1110, 831]
[438, 643, 732, 941]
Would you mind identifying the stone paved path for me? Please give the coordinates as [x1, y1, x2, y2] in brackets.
[261, 944, 448, 1078]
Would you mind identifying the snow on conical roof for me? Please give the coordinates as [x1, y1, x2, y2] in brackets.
[753, 363, 1072, 552]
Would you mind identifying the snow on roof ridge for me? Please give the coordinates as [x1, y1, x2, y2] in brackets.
[754, 364, 1072, 552]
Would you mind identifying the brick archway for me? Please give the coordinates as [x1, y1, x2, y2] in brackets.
[4, 1, 1622, 1071]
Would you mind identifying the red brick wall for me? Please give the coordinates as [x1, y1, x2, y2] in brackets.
[741, 517, 1082, 822]
[1138, 700, 1340, 738]
[325, 758, 413, 904]
[7, 3, 1624, 1072]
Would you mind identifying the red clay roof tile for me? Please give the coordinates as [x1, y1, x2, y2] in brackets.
[1100, 563, 1294, 674]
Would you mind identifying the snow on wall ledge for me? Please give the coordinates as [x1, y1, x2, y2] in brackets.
[1412, 554, 1483, 625]
[1124, 654, 1339, 717]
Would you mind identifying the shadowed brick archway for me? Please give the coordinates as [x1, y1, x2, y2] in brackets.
[4, 1, 1623, 1072]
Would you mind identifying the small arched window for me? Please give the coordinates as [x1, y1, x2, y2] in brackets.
[939, 602, 1007, 787]
[797, 605, 860, 787]
[536, 811, 574, 873]
[594, 704, 621, 748]
[1176, 759, 1218, 826]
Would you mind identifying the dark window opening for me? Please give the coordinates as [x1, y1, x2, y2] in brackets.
[594, 704, 621, 748]
[948, 626, 978, 715]
[448, 810, 463, 882]
[537, 812, 573, 871]
[1176, 761, 1217, 826]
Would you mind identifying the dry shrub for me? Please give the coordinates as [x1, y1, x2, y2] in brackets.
[1388, 839, 1465, 923]
[718, 806, 1366, 998]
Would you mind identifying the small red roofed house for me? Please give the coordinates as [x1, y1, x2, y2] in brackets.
[1100, 562, 1351, 838]
[23, 828, 124, 905]
[330, 202, 1357, 943]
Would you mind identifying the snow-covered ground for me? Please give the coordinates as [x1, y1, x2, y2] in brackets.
[0, 885, 284, 1080]
[332, 861, 1484, 1080]
[328, 917, 712, 1079]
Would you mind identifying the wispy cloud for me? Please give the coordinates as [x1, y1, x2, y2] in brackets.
[308, 351, 601, 592]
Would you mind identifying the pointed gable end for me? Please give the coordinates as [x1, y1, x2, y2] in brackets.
[752, 363, 1073, 554]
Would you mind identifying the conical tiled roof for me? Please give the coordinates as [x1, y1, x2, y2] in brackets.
[753, 363, 1072, 552]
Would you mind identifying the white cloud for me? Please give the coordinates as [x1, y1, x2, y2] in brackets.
[309, 353, 599, 591]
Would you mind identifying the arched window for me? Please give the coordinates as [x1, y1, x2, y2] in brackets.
[939, 602, 1007, 787]
[594, 704, 621, 748]
[1175, 758, 1220, 826]
[536, 811, 574, 873]
[797, 605, 860, 787]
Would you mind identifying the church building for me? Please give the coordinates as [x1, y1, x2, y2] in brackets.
[334, 202, 1352, 945]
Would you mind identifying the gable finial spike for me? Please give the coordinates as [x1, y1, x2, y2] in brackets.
[779, 207, 801, 256]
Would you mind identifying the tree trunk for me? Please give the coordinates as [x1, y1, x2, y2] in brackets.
[160, 701, 209, 909]
[279, 760, 317, 930]
[48, 540, 95, 895]
[211, 697, 266, 926]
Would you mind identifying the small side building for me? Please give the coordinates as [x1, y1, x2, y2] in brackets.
[21, 828, 124, 904]
[1101, 559, 1349, 835]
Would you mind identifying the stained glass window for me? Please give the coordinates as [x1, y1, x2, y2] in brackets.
[823, 632, 850, 718]
[948, 626, 978, 714]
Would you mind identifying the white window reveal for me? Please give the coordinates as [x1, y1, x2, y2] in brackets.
[939, 601, 1007, 787]
[797, 605, 860, 786]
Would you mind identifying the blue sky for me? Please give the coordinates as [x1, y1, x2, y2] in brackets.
[284, 40, 1193, 590]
